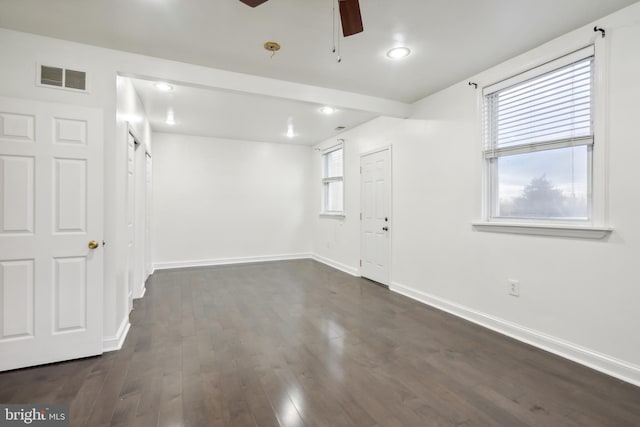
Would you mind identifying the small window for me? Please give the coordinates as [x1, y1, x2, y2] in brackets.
[322, 146, 344, 214]
[483, 47, 594, 222]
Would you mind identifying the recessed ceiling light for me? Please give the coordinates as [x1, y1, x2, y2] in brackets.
[286, 124, 295, 138]
[154, 82, 173, 92]
[166, 110, 175, 125]
[386, 47, 411, 60]
[320, 106, 336, 115]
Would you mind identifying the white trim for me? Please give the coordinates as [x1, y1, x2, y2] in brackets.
[359, 144, 393, 157]
[483, 45, 594, 95]
[102, 317, 130, 352]
[319, 212, 345, 218]
[591, 33, 609, 227]
[390, 281, 640, 387]
[135, 285, 146, 299]
[311, 254, 360, 277]
[471, 221, 612, 239]
[320, 141, 343, 153]
[153, 253, 312, 271]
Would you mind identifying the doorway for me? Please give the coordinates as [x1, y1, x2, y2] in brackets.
[360, 147, 391, 285]
[127, 130, 150, 312]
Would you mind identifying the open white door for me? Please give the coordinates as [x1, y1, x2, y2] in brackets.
[360, 148, 391, 285]
[0, 97, 103, 371]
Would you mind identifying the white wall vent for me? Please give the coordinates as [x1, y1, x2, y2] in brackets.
[37, 64, 88, 92]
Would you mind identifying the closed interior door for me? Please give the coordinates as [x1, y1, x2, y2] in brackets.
[0, 96, 103, 371]
[133, 139, 146, 298]
[126, 133, 135, 310]
[360, 148, 391, 285]
[145, 153, 152, 279]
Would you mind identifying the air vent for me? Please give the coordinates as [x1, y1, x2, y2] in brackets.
[39, 64, 87, 92]
[64, 69, 86, 90]
[41, 66, 63, 87]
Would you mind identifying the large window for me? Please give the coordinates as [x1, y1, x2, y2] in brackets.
[322, 146, 344, 214]
[484, 46, 594, 222]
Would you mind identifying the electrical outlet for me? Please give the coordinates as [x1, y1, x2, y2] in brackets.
[508, 280, 520, 297]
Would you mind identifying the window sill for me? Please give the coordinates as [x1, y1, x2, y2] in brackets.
[471, 221, 612, 239]
[320, 212, 345, 219]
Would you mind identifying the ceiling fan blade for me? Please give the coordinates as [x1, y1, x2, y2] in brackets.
[239, 0, 269, 7]
[339, 0, 363, 37]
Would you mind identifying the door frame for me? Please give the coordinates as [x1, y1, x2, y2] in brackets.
[359, 145, 393, 285]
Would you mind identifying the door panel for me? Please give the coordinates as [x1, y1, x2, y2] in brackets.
[54, 158, 87, 233]
[0, 113, 34, 141]
[53, 257, 87, 332]
[54, 118, 87, 145]
[1, 156, 34, 233]
[0, 259, 34, 339]
[360, 149, 391, 285]
[0, 96, 103, 371]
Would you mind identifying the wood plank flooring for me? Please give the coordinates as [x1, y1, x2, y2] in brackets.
[1, 259, 639, 426]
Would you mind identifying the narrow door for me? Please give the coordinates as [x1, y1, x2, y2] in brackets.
[133, 141, 146, 298]
[126, 133, 135, 310]
[360, 148, 391, 285]
[145, 153, 152, 280]
[0, 97, 104, 371]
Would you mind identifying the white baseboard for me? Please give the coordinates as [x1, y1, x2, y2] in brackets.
[102, 316, 131, 353]
[153, 253, 312, 271]
[391, 281, 640, 388]
[134, 282, 146, 299]
[311, 254, 360, 277]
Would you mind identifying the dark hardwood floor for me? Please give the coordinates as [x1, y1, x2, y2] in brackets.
[1, 259, 639, 426]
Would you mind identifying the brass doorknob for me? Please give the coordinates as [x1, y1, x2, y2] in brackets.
[88, 240, 99, 250]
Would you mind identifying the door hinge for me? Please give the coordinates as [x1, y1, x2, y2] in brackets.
[360, 260, 362, 267]
[360, 166, 362, 174]
[360, 212, 362, 220]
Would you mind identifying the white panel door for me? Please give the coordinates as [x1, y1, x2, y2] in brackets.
[360, 148, 391, 285]
[133, 141, 146, 299]
[126, 133, 135, 311]
[0, 97, 103, 371]
[144, 153, 152, 280]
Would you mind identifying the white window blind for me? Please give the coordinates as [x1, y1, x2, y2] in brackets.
[324, 147, 343, 178]
[484, 47, 594, 158]
[322, 145, 344, 213]
[483, 47, 595, 221]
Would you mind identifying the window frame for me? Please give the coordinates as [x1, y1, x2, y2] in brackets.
[482, 46, 598, 226]
[471, 39, 613, 239]
[321, 144, 345, 216]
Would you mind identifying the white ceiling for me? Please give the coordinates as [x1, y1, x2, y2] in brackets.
[1, 0, 637, 144]
[130, 77, 377, 145]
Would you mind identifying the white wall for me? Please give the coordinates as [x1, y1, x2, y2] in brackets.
[152, 133, 311, 268]
[311, 3, 640, 385]
[0, 25, 398, 352]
